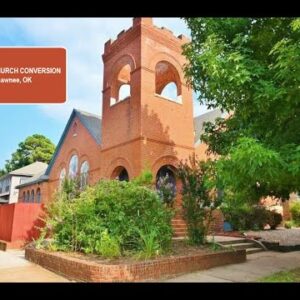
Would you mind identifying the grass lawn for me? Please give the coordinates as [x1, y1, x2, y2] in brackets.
[258, 268, 300, 282]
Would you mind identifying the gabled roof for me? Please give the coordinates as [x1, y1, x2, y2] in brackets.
[9, 161, 48, 176]
[15, 172, 49, 189]
[45, 109, 102, 176]
[193, 108, 227, 143]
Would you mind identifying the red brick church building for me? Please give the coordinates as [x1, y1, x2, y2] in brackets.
[15, 18, 226, 235]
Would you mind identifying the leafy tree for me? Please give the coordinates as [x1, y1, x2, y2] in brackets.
[183, 18, 300, 201]
[4, 134, 55, 172]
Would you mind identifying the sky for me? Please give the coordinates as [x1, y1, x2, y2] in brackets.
[0, 18, 209, 169]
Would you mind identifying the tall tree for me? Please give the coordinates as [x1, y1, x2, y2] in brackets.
[183, 18, 300, 202]
[3, 134, 55, 173]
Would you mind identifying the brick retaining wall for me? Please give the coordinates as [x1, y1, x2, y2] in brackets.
[25, 247, 246, 282]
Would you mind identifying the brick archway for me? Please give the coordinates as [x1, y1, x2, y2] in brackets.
[105, 157, 133, 180]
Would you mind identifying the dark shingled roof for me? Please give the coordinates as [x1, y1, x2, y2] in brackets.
[193, 109, 226, 144]
[76, 110, 102, 145]
[45, 109, 101, 176]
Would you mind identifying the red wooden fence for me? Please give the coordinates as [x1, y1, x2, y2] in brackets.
[0, 203, 44, 243]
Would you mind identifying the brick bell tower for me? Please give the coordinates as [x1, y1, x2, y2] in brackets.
[101, 18, 195, 180]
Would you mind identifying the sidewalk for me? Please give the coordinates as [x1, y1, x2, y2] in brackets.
[164, 251, 300, 282]
[0, 250, 69, 282]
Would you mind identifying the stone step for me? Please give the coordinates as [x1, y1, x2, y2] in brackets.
[246, 247, 264, 254]
[223, 242, 257, 250]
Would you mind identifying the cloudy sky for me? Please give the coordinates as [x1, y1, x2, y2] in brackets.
[0, 18, 209, 169]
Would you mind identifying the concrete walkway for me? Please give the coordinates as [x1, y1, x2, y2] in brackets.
[0, 250, 69, 282]
[164, 251, 300, 282]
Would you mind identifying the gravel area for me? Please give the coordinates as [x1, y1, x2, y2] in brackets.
[246, 228, 300, 246]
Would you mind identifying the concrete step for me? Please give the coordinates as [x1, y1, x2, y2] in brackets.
[218, 239, 248, 245]
[223, 242, 257, 250]
[246, 247, 264, 254]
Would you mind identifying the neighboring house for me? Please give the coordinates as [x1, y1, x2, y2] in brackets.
[0, 162, 48, 205]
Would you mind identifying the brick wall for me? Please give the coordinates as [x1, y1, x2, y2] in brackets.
[25, 247, 246, 282]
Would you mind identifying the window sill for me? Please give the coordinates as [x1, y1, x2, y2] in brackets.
[154, 93, 182, 105]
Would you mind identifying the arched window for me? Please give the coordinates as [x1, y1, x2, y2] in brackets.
[30, 190, 35, 203]
[155, 61, 182, 103]
[160, 82, 178, 99]
[69, 155, 78, 178]
[59, 168, 66, 188]
[111, 166, 129, 182]
[110, 63, 132, 105]
[80, 161, 89, 189]
[36, 188, 41, 203]
[26, 191, 30, 203]
[22, 192, 26, 203]
[118, 84, 131, 101]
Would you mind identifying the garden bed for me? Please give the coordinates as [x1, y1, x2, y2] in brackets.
[25, 241, 246, 282]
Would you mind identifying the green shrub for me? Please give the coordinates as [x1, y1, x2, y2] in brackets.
[41, 179, 173, 258]
[284, 220, 294, 229]
[290, 202, 300, 226]
[221, 202, 252, 231]
[95, 230, 121, 258]
[136, 228, 160, 259]
[221, 203, 273, 231]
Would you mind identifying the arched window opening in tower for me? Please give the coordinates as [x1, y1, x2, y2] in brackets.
[155, 61, 182, 103]
[110, 63, 132, 106]
[118, 84, 131, 101]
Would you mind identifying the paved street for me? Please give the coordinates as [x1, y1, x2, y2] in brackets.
[0, 250, 69, 282]
[164, 251, 300, 282]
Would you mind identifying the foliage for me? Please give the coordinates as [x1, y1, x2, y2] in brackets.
[60, 177, 81, 200]
[40, 179, 173, 258]
[284, 220, 295, 229]
[221, 200, 281, 231]
[3, 134, 55, 173]
[95, 229, 121, 258]
[132, 168, 153, 188]
[177, 155, 221, 245]
[290, 201, 300, 226]
[156, 173, 176, 207]
[136, 228, 160, 259]
[183, 18, 300, 202]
